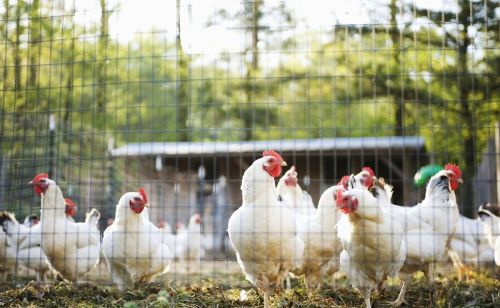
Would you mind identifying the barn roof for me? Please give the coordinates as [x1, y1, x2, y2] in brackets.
[110, 136, 426, 157]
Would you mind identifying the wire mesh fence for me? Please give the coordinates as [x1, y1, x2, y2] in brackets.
[0, 0, 499, 306]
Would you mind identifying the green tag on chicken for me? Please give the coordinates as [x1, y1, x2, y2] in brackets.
[414, 164, 443, 187]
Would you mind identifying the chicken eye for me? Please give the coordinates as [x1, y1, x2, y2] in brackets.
[440, 175, 447, 180]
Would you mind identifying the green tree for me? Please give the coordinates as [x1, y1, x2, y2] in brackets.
[332, 1, 498, 215]
[208, 1, 292, 140]
[407, 0, 499, 216]
[175, 0, 190, 141]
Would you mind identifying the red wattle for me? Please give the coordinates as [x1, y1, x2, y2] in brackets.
[284, 177, 297, 187]
[129, 202, 145, 214]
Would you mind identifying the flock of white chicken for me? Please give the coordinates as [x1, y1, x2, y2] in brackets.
[0, 151, 499, 308]
[0, 174, 203, 290]
[227, 150, 500, 308]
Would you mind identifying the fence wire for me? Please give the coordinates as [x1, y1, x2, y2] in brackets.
[0, 0, 499, 306]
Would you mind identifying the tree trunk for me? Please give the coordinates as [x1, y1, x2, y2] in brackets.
[176, 0, 190, 141]
[13, 0, 22, 99]
[96, 0, 108, 113]
[63, 24, 76, 142]
[251, 0, 261, 70]
[390, 0, 404, 136]
[394, 101, 404, 136]
[28, 0, 40, 88]
[0, 0, 10, 146]
[242, 0, 263, 141]
[461, 129, 476, 218]
[457, 9, 476, 218]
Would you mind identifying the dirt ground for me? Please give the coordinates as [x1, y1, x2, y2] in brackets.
[0, 261, 498, 307]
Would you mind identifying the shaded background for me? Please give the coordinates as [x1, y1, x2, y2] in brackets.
[0, 0, 498, 255]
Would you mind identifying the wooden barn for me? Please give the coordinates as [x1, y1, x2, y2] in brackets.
[110, 136, 428, 251]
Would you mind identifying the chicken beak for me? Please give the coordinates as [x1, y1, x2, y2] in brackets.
[144, 203, 150, 208]
[458, 178, 464, 183]
[28, 180, 34, 186]
[281, 161, 287, 167]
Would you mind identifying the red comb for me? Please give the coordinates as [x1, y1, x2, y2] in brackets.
[138, 188, 148, 205]
[31, 173, 49, 183]
[444, 163, 462, 178]
[194, 213, 202, 223]
[337, 175, 350, 189]
[262, 150, 283, 161]
[64, 198, 77, 217]
[362, 167, 375, 177]
[64, 198, 76, 208]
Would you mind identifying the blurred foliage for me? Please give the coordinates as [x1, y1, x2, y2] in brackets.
[0, 0, 498, 211]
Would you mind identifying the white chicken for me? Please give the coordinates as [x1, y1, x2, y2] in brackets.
[23, 214, 40, 228]
[320, 177, 352, 280]
[478, 203, 500, 266]
[0, 227, 12, 280]
[448, 214, 495, 278]
[277, 165, 317, 290]
[103, 188, 171, 290]
[277, 165, 316, 217]
[162, 221, 191, 260]
[158, 220, 173, 234]
[0, 212, 51, 284]
[336, 178, 406, 308]
[174, 213, 203, 262]
[371, 165, 462, 306]
[290, 183, 344, 293]
[353, 167, 376, 189]
[64, 198, 77, 223]
[227, 150, 304, 308]
[175, 222, 187, 234]
[29, 173, 101, 282]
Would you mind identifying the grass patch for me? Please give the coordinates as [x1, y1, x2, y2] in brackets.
[0, 274, 498, 307]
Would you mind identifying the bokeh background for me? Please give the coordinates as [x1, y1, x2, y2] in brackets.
[0, 0, 498, 256]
